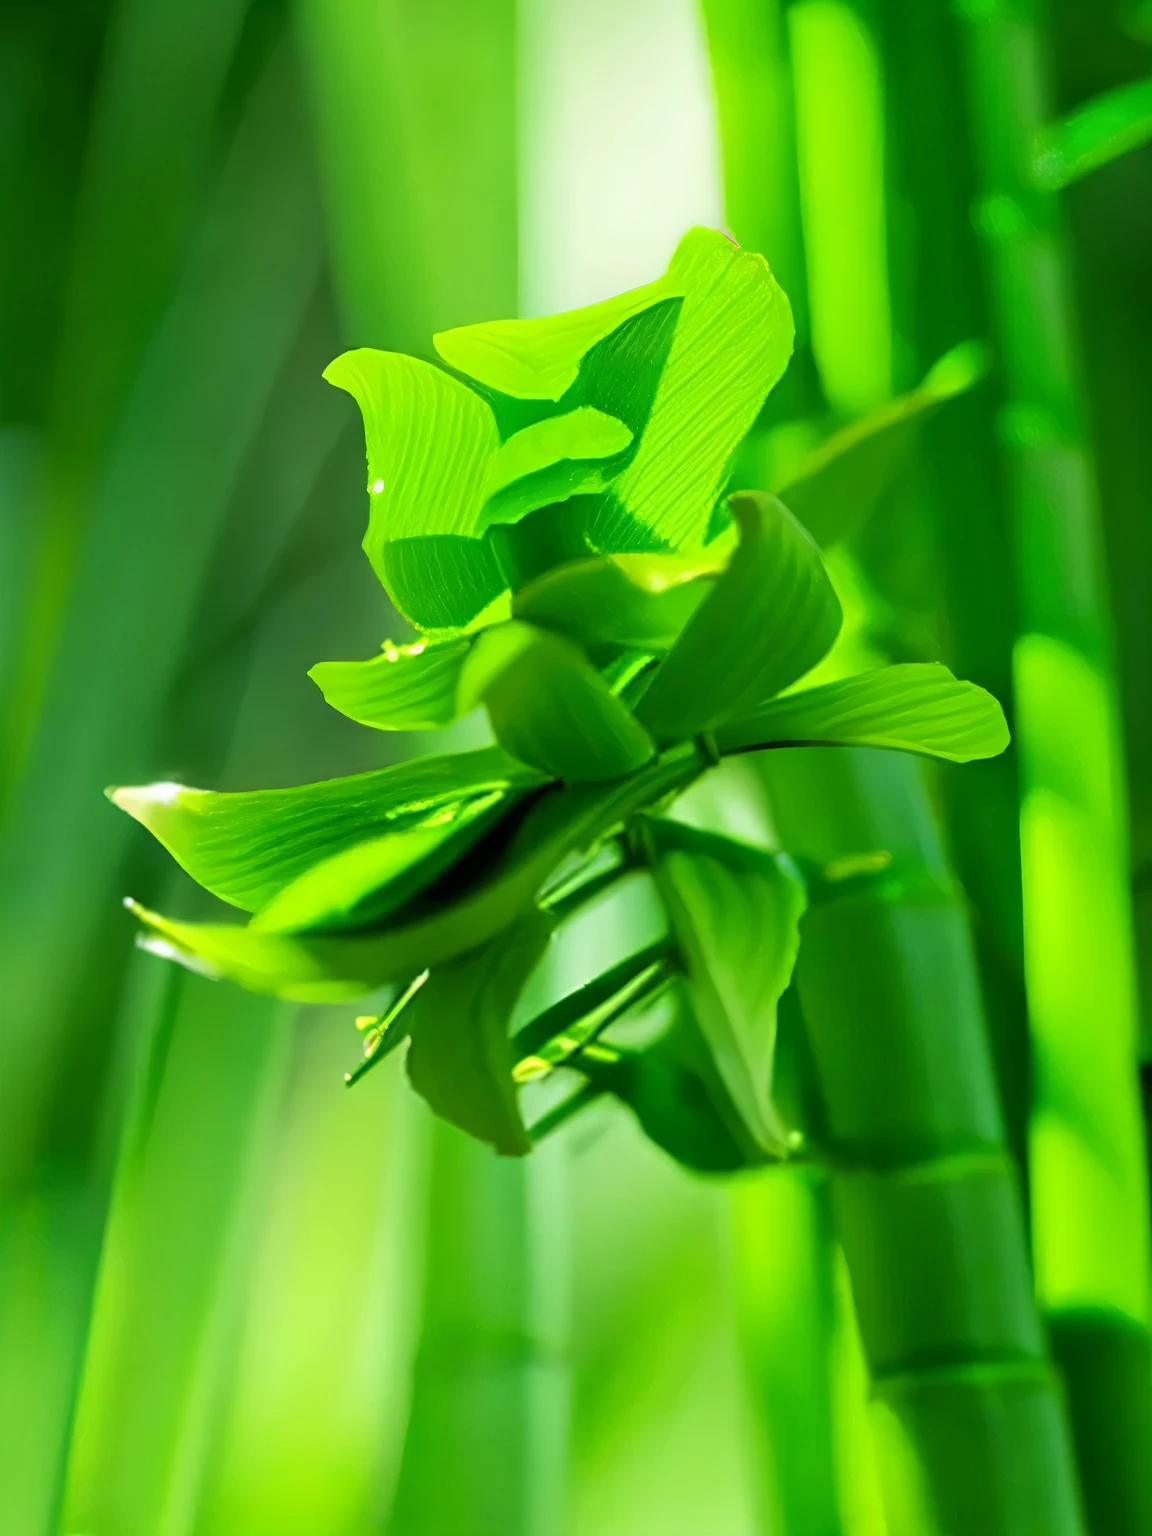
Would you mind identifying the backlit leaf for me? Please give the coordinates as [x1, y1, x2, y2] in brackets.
[109, 746, 545, 911]
[250, 790, 508, 933]
[609, 228, 794, 550]
[635, 492, 842, 742]
[323, 350, 499, 627]
[458, 620, 657, 782]
[309, 636, 472, 731]
[641, 816, 804, 1157]
[512, 551, 721, 653]
[479, 406, 634, 530]
[124, 744, 705, 997]
[433, 276, 671, 401]
[405, 911, 555, 1156]
[714, 663, 1011, 762]
[777, 341, 988, 547]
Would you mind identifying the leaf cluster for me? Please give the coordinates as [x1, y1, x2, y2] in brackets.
[113, 229, 1008, 1169]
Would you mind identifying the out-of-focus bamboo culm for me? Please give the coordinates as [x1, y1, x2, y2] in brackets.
[700, 2, 1087, 1530]
[955, 3, 1152, 1529]
[294, 3, 569, 1531]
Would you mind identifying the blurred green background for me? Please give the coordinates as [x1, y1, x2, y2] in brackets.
[1, 1, 1150, 1533]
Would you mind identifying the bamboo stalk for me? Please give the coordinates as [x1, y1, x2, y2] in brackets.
[700, 2, 1086, 1527]
[0, 42, 325, 1533]
[293, 7, 570, 1532]
[954, 3, 1152, 1528]
[765, 747, 1083, 1535]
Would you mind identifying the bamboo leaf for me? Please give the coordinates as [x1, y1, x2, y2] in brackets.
[433, 278, 672, 401]
[109, 747, 544, 911]
[124, 745, 704, 998]
[323, 350, 499, 628]
[635, 492, 842, 742]
[777, 341, 989, 547]
[609, 227, 794, 550]
[309, 636, 472, 731]
[1033, 76, 1152, 190]
[459, 621, 656, 782]
[479, 407, 634, 529]
[714, 663, 1011, 762]
[482, 407, 632, 497]
[406, 912, 555, 1156]
[641, 816, 804, 1157]
[250, 791, 509, 934]
[582, 984, 776, 1172]
[512, 551, 721, 653]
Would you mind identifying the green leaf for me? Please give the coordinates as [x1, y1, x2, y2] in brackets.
[458, 620, 657, 782]
[512, 551, 721, 653]
[635, 492, 842, 742]
[776, 341, 989, 547]
[608, 228, 794, 550]
[309, 636, 472, 731]
[578, 985, 775, 1173]
[324, 349, 500, 628]
[479, 406, 634, 530]
[641, 817, 804, 1157]
[109, 746, 546, 911]
[432, 276, 672, 401]
[250, 790, 508, 934]
[124, 744, 706, 998]
[379, 535, 509, 633]
[714, 663, 1011, 762]
[406, 911, 555, 1155]
[1033, 75, 1152, 190]
[482, 407, 633, 502]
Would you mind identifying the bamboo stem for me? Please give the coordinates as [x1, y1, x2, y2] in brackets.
[701, 2, 1087, 1525]
[954, 2, 1152, 1526]
[764, 747, 1084, 1535]
[294, 6, 570, 1532]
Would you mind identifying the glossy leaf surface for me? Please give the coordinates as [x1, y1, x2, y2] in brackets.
[642, 816, 803, 1157]
[636, 492, 842, 742]
[512, 551, 721, 653]
[251, 790, 508, 934]
[715, 663, 1011, 762]
[777, 341, 988, 547]
[459, 621, 656, 782]
[609, 228, 794, 549]
[125, 745, 705, 998]
[433, 276, 671, 400]
[406, 912, 554, 1156]
[309, 637, 472, 731]
[110, 747, 545, 911]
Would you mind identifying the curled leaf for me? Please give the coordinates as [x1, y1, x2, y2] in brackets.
[309, 636, 472, 731]
[459, 621, 657, 782]
[635, 491, 842, 742]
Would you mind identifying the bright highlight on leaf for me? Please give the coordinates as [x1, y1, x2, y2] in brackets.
[109, 747, 545, 911]
[635, 492, 842, 741]
[309, 637, 472, 731]
[433, 276, 672, 400]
